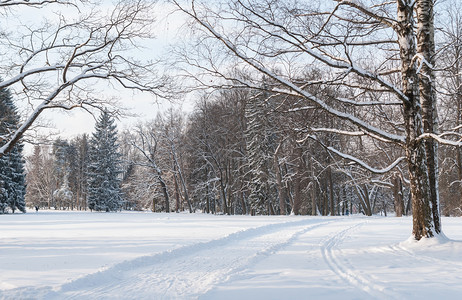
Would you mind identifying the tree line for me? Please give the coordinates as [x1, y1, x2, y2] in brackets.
[23, 82, 461, 218]
[1, 0, 462, 241]
[171, 0, 462, 240]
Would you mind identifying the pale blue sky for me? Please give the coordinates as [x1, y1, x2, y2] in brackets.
[6, 1, 191, 152]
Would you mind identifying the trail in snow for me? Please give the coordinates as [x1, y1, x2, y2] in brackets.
[200, 218, 371, 300]
[61, 219, 332, 300]
[320, 220, 401, 299]
[200, 217, 462, 300]
[2, 218, 333, 300]
[2, 213, 462, 300]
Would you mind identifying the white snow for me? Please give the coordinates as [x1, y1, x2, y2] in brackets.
[1, 211, 462, 299]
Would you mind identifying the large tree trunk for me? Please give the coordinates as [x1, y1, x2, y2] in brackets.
[416, 0, 441, 234]
[458, 77, 462, 207]
[397, 0, 440, 239]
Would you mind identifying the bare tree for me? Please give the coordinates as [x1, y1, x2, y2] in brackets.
[437, 0, 462, 216]
[25, 143, 55, 209]
[0, 0, 170, 157]
[131, 124, 171, 213]
[172, 0, 460, 239]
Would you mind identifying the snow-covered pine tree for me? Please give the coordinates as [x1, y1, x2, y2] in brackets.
[244, 91, 278, 215]
[87, 111, 123, 212]
[0, 87, 26, 213]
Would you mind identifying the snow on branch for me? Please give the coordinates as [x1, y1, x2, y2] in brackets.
[298, 128, 366, 139]
[174, 2, 406, 145]
[0, 66, 67, 90]
[417, 133, 462, 147]
[306, 134, 406, 174]
[335, 0, 398, 29]
[0, 0, 65, 7]
[0, 1, 170, 158]
[335, 97, 402, 106]
[181, 1, 409, 105]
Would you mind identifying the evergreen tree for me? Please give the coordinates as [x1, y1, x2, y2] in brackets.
[0, 87, 26, 213]
[244, 91, 278, 215]
[87, 111, 123, 212]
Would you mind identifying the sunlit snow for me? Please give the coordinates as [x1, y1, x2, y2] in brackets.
[1, 211, 461, 299]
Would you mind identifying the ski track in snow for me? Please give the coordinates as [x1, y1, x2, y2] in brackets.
[320, 220, 401, 300]
[3, 216, 462, 300]
[2, 218, 334, 300]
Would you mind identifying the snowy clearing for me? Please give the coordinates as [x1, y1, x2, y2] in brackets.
[1, 211, 462, 299]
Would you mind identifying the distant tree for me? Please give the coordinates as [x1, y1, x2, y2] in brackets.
[25, 145, 44, 210]
[51, 138, 70, 208]
[53, 174, 73, 210]
[87, 111, 123, 212]
[25, 144, 55, 209]
[173, 0, 449, 240]
[0, 87, 26, 213]
[183, 90, 249, 215]
[244, 91, 278, 215]
[73, 134, 90, 210]
[162, 109, 193, 213]
[26, 135, 89, 211]
[130, 124, 172, 213]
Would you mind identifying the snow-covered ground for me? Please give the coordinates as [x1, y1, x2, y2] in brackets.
[1, 211, 461, 299]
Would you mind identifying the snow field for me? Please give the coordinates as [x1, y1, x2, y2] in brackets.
[1, 211, 462, 299]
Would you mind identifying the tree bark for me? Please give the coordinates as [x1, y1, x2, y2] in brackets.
[393, 174, 405, 217]
[397, 0, 439, 239]
[416, 0, 441, 234]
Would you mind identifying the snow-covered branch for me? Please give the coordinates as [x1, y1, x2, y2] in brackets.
[299, 128, 366, 140]
[0, 0, 73, 7]
[174, 2, 407, 145]
[0, 0, 169, 157]
[417, 133, 462, 147]
[335, 97, 402, 106]
[307, 134, 406, 174]
[336, 0, 398, 29]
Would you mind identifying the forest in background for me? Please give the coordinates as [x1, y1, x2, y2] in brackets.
[0, 0, 462, 241]
[25, 75, 462, 217]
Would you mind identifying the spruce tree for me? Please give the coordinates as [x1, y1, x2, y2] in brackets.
[0, 87, 26, 213]
[87, 111, 123, 212]
[244, 91, 278, 215]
